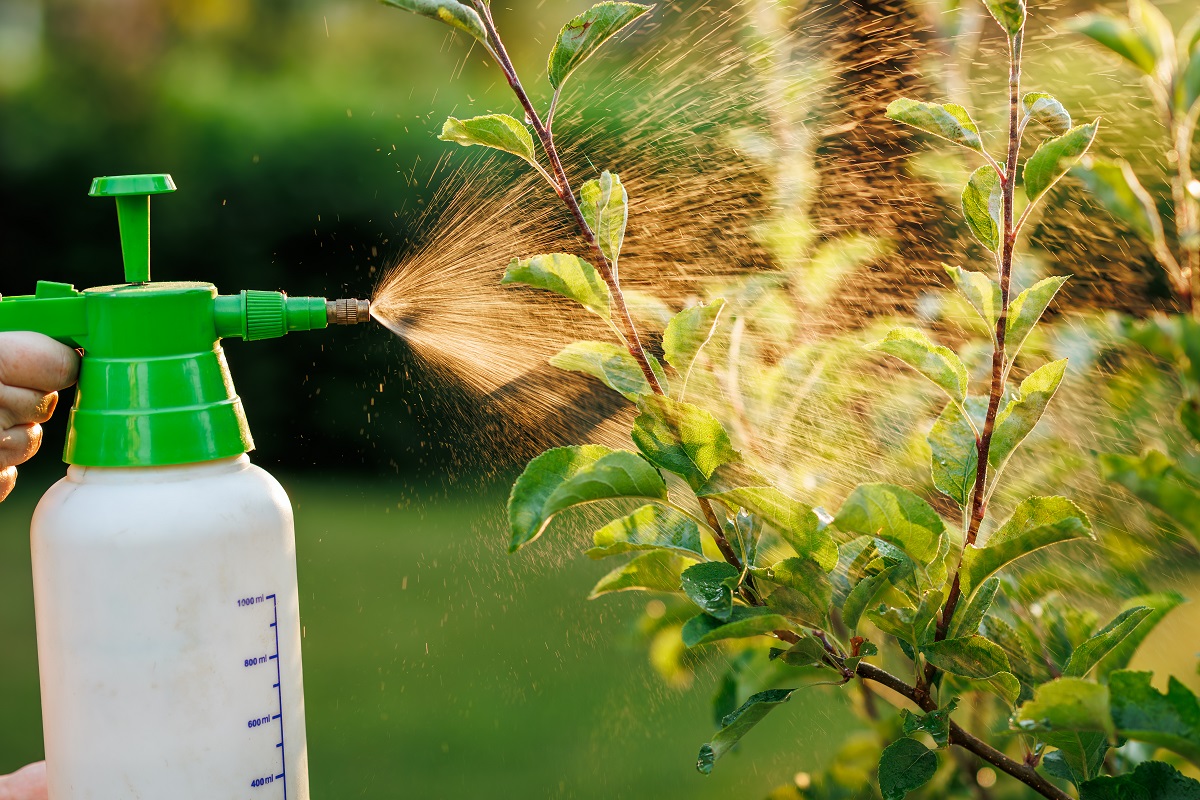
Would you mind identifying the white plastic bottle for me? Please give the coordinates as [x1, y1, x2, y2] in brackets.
[31, 455, 311, 800]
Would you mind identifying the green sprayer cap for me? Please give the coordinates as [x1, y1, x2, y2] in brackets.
[0, 174, 371, 468]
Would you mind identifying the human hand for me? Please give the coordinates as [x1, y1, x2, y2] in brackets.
[0, 761, 47, 800]
[0, 332, 80, 501]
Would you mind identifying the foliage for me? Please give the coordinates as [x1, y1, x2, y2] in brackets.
[384, 1, 1198, 799]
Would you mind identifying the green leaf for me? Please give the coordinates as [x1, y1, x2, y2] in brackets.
[1016, 677, 1113, 734]
[959, 496, 1092, 599]
[502, 253, 611, 319]
[1006, 276, 1070, 362]
[961, 165, 1003, 252]
[901, 699, 958, 748]
[1063, 607, 1153, 678]
[547, 1, 651, 89]
[921, 636, 1020, 704]
[989, 359, 1069, 469]
[681, 561, 740, 621]
[380, 0, 488, 45]
[700, 468, 837, 571]
[1100, 451, 1200, 540]
[1109, 670, 1200, 766]
[757, 558, 833, 627]
[878, 737, 938, 800]
[681, 605, 796, 647]
[663, 300, 726, 396]
[587, 503, 704, 559]
[1079, 760, 1200, 800]
[834, 483, 947, 565]
[884, 99, 984, 152]
[842, 566, 897, 633]
[632, 395, 739, 490]
[1022, 92, 1073, 136]
[929, 401, 979, 507]
[589, 550, 698, 598]
[983, 0, 1025, 35]
[945, 264, 1001, 331]
[1042, 732, 1109, 787]
[439, 114, 538, 167]
[1072, 158, 1165, 247]
[1095, 592, 1186, 678]
[770, 636, 830, 667]
[1070, 13, 1158, 74]
[579, 171, 628, 268]
[1179, 48, 1200, 114]
[868, 591, 944, 648]
[549, 341, 652, 401]
[948, 576, 1000, 639]
[867, 327, 967, 403]
[1023, 121, 1100, 205]
[507, 446, 668, 551]
[697, 689, 797, 775]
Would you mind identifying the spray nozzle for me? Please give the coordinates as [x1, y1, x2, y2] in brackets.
[0, 173, 375, 468]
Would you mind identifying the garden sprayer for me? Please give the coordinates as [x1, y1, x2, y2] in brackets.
[0, 174, 371, 799]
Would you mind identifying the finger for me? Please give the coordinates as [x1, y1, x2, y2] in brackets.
[0, 760, 48, 800]
[0, 331, 80, 392]
[0, 385, 58, 429]
[0, 423, 42, 468]
[0, 466, 15, 502]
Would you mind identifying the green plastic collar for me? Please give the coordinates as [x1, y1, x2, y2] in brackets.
[0, 174, 334, 467]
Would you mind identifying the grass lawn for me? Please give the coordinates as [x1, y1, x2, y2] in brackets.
[0, 473, 852, 799]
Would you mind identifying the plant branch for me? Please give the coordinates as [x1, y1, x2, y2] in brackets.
[475, 4, 664, 395]
[853, 662, 1072, 800]
[1172, 107, 1199, 316]
[933, 28, 1024, 652]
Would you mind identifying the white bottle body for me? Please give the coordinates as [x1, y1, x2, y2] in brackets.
[30, 455, 310, 800]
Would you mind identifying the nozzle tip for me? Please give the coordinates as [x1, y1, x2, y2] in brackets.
[327, 298, 371, 325]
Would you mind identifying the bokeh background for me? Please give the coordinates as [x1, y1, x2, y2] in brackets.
[1, 0, 1198, 797]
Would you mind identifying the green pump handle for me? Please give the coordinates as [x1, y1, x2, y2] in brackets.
[0, 173, 371, 468]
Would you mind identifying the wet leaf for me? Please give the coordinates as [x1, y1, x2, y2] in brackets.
[587, 503, 704, 559]
[878, 737, 937, 800]
[842, 565, 897, 633]
[945, 264, 1001, 332]
[962, 165, 1003, 251]
[547, 1, 652, 89]
[885, 98, 984, 152]
[1070, 13, 1158, 74]
[1023, 120, 1100, 205]
[1042, 732, 1109, 787]
[439, 114, 537, 166]
[834, 483, 947, 565]
[681, 561, 741, 621]
[1022, 92, 1073, 135]
[1006, 276, 1070, 361]
[757, 558, 833, 627]
[1016, 677, 1113, 734]
[989, 359, 1069, 469]
[549, 340, 652, 400]
[508, 446, 667, 551]
[948, 576, 1000, 638]
[589, 550, 698, 597]
[381, 0, 488, 45]
[929, 401, 979, 507]
[921, 636, 1020, 704]
[632, 395, 739, 489]
[663, 300, 726, 396]
[697, 688, 797, 774]
[959, 496, 1092, 599]
[1109, 670, 1200, 766]
[770, 635, 829, 667]
[867, 326, 968, 403]
[681, 605, 796, 647]
[868, 591, 944, 648]
[1079, 760, 1200, 799]
[1095, 592, 1186, 677]
[1063, 607, 1153, 678]
[579, 171, 628, 268]
[901, 699, 958, 749]
[503, 253, 611, 319]
[1179, 48, 1200, 114]
[983, 0, 1025, 35]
